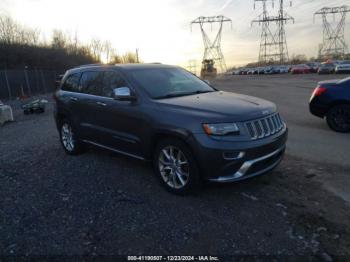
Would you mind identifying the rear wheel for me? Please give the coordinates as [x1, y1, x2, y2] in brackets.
[59, 119, 86, 155]
[153, 138, 201, 195]
[326, 105, 350, 133]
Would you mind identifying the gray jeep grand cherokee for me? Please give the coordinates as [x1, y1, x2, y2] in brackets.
[54, 64, 287, 194]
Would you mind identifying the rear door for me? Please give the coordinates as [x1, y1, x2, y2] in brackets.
[58, 72, 84, 135]
[77, 70, 108, 144]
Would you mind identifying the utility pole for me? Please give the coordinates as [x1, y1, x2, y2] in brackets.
[191, 16, 232, 73]
[314, 5, 350, 59]
[252, 0, 294, 65]
[136, 48, 139, 63]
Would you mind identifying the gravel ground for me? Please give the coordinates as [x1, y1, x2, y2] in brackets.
[0, 94, 350, 258]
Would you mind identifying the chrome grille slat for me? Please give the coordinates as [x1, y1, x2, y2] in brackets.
[266, 118, 274, 134]
[245, 113, 284, 140]
[251, 122, 259, 139]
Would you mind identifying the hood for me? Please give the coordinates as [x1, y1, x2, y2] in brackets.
[155, 91, 276, 121]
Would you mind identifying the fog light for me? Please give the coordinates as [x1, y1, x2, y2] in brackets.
[223, 151, 245, 160]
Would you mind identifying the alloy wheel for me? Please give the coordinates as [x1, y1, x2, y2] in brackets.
[158, 146, 190, 189]
[61, 123, 75, 152]
[330, 107, 350, 131]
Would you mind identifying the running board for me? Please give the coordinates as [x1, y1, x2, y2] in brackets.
[82, 140, 145, 161]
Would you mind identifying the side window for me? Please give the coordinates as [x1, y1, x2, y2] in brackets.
[80, 71, 104, 96]
[61, 73, 81, 92]
[103, 71, 128, 97]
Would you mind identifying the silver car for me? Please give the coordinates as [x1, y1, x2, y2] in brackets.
[335, 61, 350, 74]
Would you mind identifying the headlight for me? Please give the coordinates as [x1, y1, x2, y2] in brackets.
[202, 123, 240, 136]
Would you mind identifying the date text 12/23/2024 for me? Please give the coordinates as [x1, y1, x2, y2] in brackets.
[127, 256, 220, 261]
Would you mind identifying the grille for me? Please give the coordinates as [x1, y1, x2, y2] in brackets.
[245, 113, 284, 140]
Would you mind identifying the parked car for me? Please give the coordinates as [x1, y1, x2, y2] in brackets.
[309, 77, 350, 132]
[264, 66, 280, 75]
[318, 63, 336, 74]
[247, 68, 257, 75]
[54, 64, 288, 194]
[335, 61, 350, 74]
[256, 67, 266, 75]
[238, 68, 249, 75]
[306, 62, 319, 73]
[291, 64, 311, 74]
[278, 66, 290, 74]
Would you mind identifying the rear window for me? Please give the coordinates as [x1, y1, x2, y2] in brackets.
[61, 73, 81, 92]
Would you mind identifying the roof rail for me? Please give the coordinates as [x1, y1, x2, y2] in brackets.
[74, 63, 103, 69]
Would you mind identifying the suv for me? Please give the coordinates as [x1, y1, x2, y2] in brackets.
[54, 64, 288, 194]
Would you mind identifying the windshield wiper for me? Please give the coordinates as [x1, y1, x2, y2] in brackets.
[155, 90, 215, 100]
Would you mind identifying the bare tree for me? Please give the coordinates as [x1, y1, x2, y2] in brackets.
[0, 16, 17, 44]
[0, 15, 40, 45]
[110, 54, 123, 64]
[103, 40, 115, 64]
[51, 30, 67, 49]
[90, 38, 103, 61]
[122, 52, 138, 63]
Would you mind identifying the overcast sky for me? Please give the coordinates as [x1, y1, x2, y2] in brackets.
[1, 0, 350, 67]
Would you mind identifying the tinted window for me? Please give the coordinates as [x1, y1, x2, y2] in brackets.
[62, 73, 81, 92]
[130, 67, 215, 99]
[80, 71, 104, 96]
[103, 71, 128, 97]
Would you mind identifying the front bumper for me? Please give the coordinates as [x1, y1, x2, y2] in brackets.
[188, 128, 288, 182]
[309, 97, 329, 118]
[208, 145, 285, 182]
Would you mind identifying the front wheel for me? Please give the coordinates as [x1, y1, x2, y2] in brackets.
[59, 119, 86, 155]
[153, 138, 201, 195]
[326, 105, 350, 133]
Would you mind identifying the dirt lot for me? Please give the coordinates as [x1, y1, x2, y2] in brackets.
[0, 75, 349, 258]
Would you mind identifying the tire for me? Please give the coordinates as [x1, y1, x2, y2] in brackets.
[59, 119, 86, 155]
[326, 105, 350, 133]
[153, 138, 201, 195]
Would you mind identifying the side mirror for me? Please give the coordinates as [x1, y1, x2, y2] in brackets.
[113, 87, 136, 101]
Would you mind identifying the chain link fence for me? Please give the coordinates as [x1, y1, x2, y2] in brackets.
[0, 69, 62, 100]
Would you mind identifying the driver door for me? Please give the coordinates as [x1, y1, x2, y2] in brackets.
[95, 71, 144, 157]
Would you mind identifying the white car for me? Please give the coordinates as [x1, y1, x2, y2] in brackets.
[335, 61, 350, 74]
[278, 66, 290, 74]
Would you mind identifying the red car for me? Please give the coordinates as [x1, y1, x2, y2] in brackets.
[291, 64, 312, 74]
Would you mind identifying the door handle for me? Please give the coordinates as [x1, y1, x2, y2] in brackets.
[96, 101, 107, 106]
[69, 97, 78, 102]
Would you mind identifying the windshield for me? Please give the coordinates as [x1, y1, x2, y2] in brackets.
[130, 67, 216, 99]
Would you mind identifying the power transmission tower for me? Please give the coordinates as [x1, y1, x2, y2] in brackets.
[314, 6, 350, 59]
[191, 16, 232, 73]
[252, 0, 294, 65]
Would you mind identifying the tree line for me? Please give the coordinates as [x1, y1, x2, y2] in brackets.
[0, 15, 139, 70]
